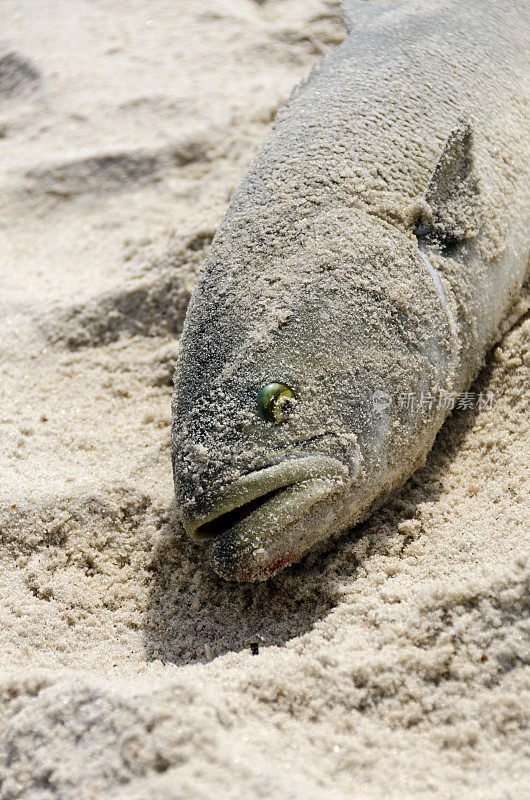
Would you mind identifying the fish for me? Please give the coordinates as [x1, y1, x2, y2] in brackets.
[171, 0, 530, 581]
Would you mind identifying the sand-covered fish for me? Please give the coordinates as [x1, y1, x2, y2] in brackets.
[171, 0, 530, 581]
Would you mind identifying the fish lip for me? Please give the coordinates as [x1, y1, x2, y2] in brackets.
[182, 452, 351, 542]
[210, 471, 347, 582]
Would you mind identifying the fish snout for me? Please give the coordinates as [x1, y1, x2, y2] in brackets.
[180, 449, 357, 581]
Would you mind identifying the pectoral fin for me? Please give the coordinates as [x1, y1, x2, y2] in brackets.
[415, 119, 481, 251]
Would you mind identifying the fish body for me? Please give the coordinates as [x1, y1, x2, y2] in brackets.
[172, 0, 530, 580]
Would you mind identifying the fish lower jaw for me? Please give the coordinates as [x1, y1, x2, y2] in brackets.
[211, 474, 347, 581]
[180, 453, 352, 581]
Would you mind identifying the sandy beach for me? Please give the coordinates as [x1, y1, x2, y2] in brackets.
[0, 1, 528, 797]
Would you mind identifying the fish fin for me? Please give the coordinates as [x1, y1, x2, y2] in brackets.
[415, 119, 481, 251]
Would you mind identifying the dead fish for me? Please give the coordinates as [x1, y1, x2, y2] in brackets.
[171, 0, 530, 581]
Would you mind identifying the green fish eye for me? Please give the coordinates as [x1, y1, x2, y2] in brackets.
[257, 383, 296, 423]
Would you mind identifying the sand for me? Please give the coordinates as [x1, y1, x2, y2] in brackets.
[0, 1, 528, 798]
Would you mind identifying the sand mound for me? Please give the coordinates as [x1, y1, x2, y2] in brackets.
[1, 1, 528, 798]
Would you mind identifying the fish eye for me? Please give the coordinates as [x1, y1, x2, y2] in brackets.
[257, 383, 296, 423]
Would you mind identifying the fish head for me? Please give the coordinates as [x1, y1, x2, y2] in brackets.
[172, 207, 452, 580]
[172, 281, 361, 581]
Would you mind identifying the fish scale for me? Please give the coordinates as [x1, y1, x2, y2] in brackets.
[172, 0, 530, 581]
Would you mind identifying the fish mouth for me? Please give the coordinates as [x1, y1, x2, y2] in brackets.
[181, 453, 353, 581]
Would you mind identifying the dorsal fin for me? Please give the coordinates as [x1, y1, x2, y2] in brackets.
[414, 119, 481, 251]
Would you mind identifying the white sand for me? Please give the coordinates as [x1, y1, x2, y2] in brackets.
[0, 1, 528, 797]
